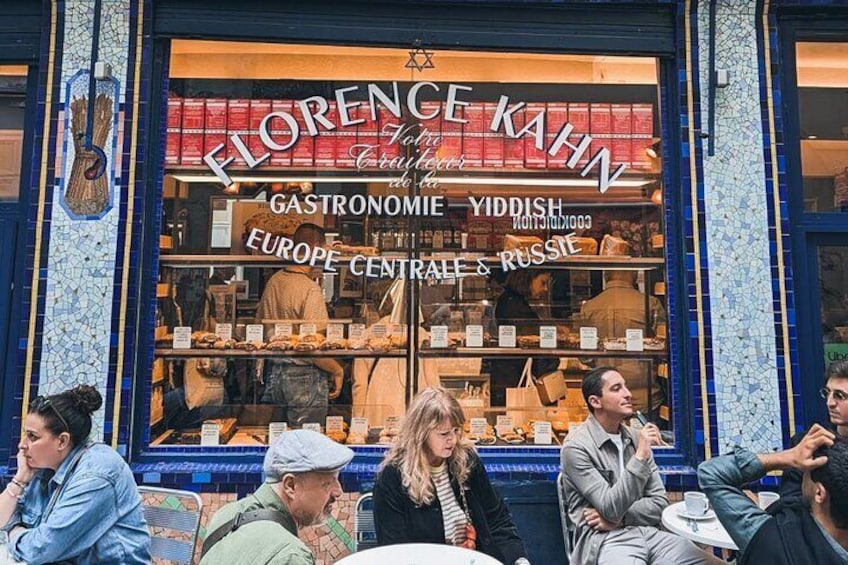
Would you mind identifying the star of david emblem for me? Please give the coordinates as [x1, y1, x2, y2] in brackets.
[405, 47, 435, 72]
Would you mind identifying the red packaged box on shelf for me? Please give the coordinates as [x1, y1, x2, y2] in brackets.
[483, 103, 504, 167]
[419, 101, 441, 137]
[180, 98, 205, 166]
[335, 102, 360, 169]
[504, 104, 524, 168]
[356, 103, 378, 168]
[611, 104, 633, 168]
[292, 100, 315, 168]
[631, 103, 654, 170]
[315, 102, 338, 167]
[545, 103, 569, 168]
[165, 96, 182, 166]
[226, 99, 250, 167]
[269, 100, 293, 168]
[590, 103, 612, 159]
[248, 99, 272, 165]
[567, 102, 590, 169]
[203, 98, 228, 162]
[439, 103, 462, 161]
[463, 102, 485, 168]
[378, 106, 401, 160]
[523, 103, 547, 168]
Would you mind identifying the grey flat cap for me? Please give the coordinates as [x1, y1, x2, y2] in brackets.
[264, 429, 354, 482]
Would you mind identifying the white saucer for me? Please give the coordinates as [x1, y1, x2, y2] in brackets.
[676, 507, 716, 521]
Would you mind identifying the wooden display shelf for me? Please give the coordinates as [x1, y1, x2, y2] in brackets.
[418, 347, 667, 358]
[154, 348, 407, 359]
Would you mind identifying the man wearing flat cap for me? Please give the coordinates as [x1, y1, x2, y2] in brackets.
[200, 430, 354, 565]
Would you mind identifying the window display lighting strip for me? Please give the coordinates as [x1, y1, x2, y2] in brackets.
[171, 174, 653, 188]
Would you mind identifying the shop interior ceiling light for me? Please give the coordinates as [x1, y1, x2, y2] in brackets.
[171, 174, 653, 188]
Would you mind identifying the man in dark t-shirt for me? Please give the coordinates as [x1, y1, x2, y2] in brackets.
[698, 426, 848, 565]
[780, 359, 848, 500]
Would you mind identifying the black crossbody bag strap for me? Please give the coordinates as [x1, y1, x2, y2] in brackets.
[200, 508, 297, 559]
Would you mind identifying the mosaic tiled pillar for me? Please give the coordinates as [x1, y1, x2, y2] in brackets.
[695, 0, 785, 453]
[19, 0, 147, 452]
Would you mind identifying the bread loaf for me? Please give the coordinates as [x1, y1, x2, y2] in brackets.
[599, 234, 630, 256]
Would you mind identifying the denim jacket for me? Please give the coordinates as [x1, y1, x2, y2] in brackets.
[2, 443, 150, 565]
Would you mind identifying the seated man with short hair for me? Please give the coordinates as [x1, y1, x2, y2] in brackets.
[698, 424, 848, 565]
[200, 430, 354, 565]
[561, 366, 721, 565]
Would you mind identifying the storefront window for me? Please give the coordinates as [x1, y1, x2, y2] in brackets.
[796, 42, 848, 212]
[0, 66, 28, 201]
[151, 41, 670, 448]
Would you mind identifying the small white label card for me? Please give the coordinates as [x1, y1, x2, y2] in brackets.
[626, 329, 644, 352]
[384, 415, 400, 430]
[540, 326, 557, 349]
[469, 418, 488, 436]
[245, 324, 264, 343]
[274, 323, 293, 339]
[268, 422, 287, 445]
[496, 415, 514, 436]
[201, 422, 221, 446]
[371, 324, 388, 339]
[466, 325, 484, 347]
[173, 326, 192, 349]
[327, 323, 345, 342]
[430, 326, 449, 348]
[351, 417, 368, 435]
[326, 416, 344, 432]
[215, 323, 232, 340]
[303, 423, 322, 433]
[349, 323, 366, 341]
[533, 421, 553, 445]
[300, 323, 317, 337]
[499, 325, 517, 348]
[580, 327, 598, 350]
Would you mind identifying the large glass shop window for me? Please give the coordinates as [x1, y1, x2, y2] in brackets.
[151, 41, 670, 448]
[796, 42, 848, 213]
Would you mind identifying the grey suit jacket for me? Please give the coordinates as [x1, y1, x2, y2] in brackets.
[560, 415, 668, 565]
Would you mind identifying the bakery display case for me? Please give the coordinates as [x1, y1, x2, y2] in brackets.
[148, 40, 673, 448]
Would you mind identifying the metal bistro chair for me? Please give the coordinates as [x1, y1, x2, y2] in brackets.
[556, 472, 576, 565]
[354, 492, 378, 552]
[138, 486, 203, 564]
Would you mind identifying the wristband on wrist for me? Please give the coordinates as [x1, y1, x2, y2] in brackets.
[10, 478, 28, 490]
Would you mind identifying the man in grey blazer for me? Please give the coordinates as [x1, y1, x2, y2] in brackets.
[560, 366, 721, 565]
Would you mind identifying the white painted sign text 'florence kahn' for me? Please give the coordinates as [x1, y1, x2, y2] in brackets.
[203, 82, 627, 193]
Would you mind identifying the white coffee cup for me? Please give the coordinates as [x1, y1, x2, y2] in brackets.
[684, 491, 709, 515]
[758, 491, 780, 510]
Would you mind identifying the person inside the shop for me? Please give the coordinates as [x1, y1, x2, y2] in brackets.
[579, 269, 666, 415]
[698, 424, 848, 565]
[256, 222, 345, 426]
[561, 367, 723, 565]
[0, 385, 151, 564]
[200, 429, 354, 565]
[372, 387, 530, 565]
[780, 358, 848, 500]
[487, 269, 560, 407]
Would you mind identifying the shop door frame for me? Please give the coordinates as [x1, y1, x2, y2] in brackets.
[791, 232, 848, 430]
[779, 15, 848, 432]
[0, 64, 39, 466]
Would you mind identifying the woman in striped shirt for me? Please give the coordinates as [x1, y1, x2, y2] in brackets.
[373, 387, 530, 565]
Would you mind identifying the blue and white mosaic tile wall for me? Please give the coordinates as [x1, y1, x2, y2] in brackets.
[696, 0, 783, 453]
[38, 0, 133, 439]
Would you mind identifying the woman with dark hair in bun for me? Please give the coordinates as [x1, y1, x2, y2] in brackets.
[0, 385, 150, 564]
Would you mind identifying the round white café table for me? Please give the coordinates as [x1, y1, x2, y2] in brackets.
[661, 501, 738, 550]
[335, 543, 504, 565]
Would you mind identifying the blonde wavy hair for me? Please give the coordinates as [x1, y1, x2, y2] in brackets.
[381, 387, 476, 506]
